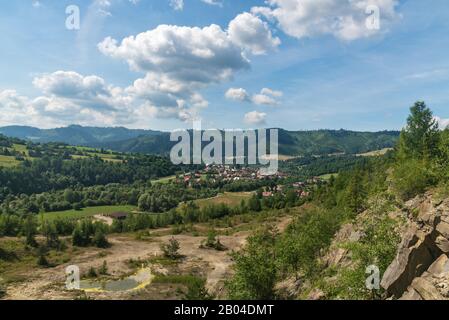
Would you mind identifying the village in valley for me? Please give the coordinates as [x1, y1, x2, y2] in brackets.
[178, 164, 321, 199]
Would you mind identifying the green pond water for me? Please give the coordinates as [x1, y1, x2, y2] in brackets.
[80, 268, 153, 292]
[81, 278, 139, 292]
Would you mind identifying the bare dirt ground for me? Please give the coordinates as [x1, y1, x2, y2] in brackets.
[93, 215, 114, 226]
[4, 215, 293, 300]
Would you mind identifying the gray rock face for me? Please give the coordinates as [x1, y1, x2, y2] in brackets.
[436, 222, 449, 239]
[398, 254, 449, 300]
[436, 236, 449, 253]
[381, 225, 439, 298]
[410, 277, 445, 300]
[427, 254, 449, 275]
[382, 194, 449, 300]
[322, 223, 361, 268]
[399, 287, 422, 300]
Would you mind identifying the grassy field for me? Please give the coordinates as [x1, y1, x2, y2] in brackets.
[0, 155, 20, 168]
[0, 143, 30, 167]
[190, 192, 253, 209]
[41, 205, 137, 221]
[74, 146, 98, 152]
[319, 173, 339, 181]
[41, 193, 254, 222]
[0, 238, 76, 284]
[152, 175, 176, 184]
[1, 143, 125, 167]
[357, 148, 393, 157]
[71, 155, 90, 160]
[12, 144, 28, 156]
[84, 151, 124, 163]
[71, 153, 124, 163]
[101, 157, 124, 163]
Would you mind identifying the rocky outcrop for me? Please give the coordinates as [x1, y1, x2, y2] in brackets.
[399, 254, 449, 300]
[380, 224, 439, 298]
[322, 223, 361, 268]
[275, 276, 303, 299]
[381, 193, 449, 300]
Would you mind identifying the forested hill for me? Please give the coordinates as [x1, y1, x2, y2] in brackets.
[0, 125, 400, 156]
[0, 125, 162, 146]
[277, 129, 399, 155]
[99, 129, 400, 156]
[0, 134, 181, 196]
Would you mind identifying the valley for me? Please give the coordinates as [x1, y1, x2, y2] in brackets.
[2, 0, 448, 307]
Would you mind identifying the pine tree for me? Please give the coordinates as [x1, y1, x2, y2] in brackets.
[161, 237, 181, 259]
[248, 195, 261, 212]
[37, 246, 49, 267]
[42, 221, 60, 248]
[72, 225, 87, 247]
[98, 260, 108, 275]
[346, 171, 366, 213]
[400, 101, 439, 160]
[23, 216, 38, 247]
[93, 229, 109, 248]
[87, 266, 97, 278]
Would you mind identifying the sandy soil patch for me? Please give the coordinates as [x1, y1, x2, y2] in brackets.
[4, 215, 293, 300]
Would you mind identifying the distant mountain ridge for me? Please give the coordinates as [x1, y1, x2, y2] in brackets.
[0, 125, 400, 156]
[0, 125, 162, 146]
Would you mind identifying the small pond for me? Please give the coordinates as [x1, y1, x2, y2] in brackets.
[80, 268, 153, 293]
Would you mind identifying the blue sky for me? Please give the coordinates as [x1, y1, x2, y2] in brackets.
[0, 0, 448, 131]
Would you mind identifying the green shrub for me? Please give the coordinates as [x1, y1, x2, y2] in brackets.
[161, 237, 181, 260]
[226, 226, 278, 300]
[201, 230, 227, 251]
[93, 229, 109, 248]
[87, 267, 97, 278]
[278, 207, 346, 278]
[153, 274, 212, 300]
[98, 260, 108, 275]
[37, 247, 49, 267]
[392, 159, 435, 200]
[184, 277, 212, 300]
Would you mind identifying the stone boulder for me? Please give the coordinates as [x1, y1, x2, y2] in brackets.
[410, 277, 444, 300]
[427, 254, 449, 276]
[436, 236, 449, 253]
[399, 287, 422, 300]
[436, 221, 449, 239]
[381, 224, 440, 298]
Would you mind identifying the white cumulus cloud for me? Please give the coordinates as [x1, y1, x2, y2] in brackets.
[260, 87, 283, 98]
[98, 23, 259, 121]
[98, 24, 250, 83]
[33, 71, 128, 112]
[252, 93, 278, 106]
[228, 12, 281, 55]
[225, 88, 250, 102]
[251, 0, 399, 41]
[225, 87, 283, 106]
[435, 116, 449, 130]
[0, 71, 136, 128]
[244, 111, 267, 125]
[0, 90, 39, 126]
